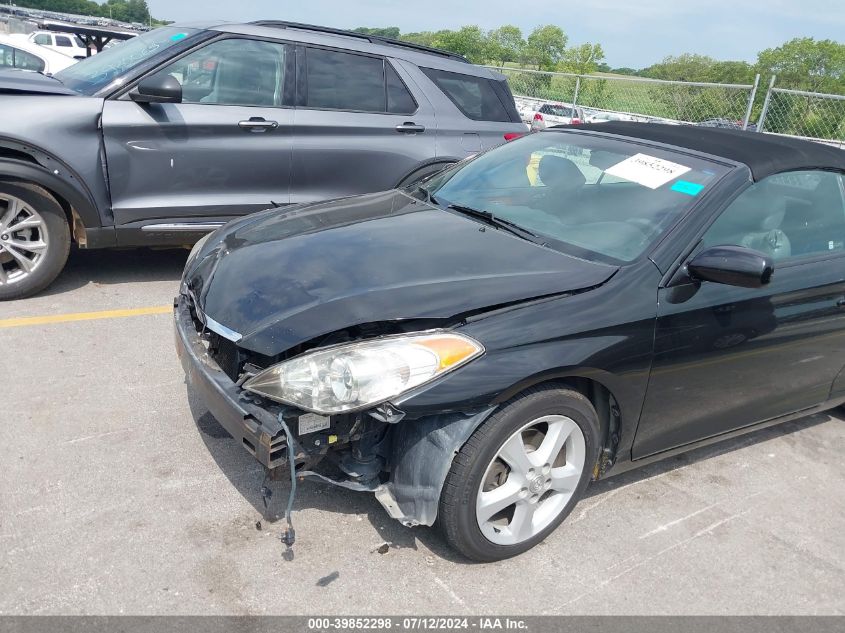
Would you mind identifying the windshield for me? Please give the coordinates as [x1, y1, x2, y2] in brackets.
[55, 27, 201, 95]
[420, 131, 731, 264]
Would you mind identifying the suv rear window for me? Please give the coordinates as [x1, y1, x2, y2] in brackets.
[421, 67, 518, 122]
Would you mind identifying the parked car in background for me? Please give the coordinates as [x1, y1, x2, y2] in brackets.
[175, 122, 845, 561]
[698, 118, 757, 132]
[587, 110, 637, 124]
[0, 34, 77, 74]
[0, 20, 527, 300]
[23, 31, 91, 59]
[529, 102, 586, 130]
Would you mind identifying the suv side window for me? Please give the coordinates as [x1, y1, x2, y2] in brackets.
[421, 67, 511, 122]
[156, 39, 287, 107]
[55, 35, 73, 47]
[33, 34, 51, 46]
[386, 62, 416, 114]
[702, 170, 845, 262]
[304, 47, 385, 112]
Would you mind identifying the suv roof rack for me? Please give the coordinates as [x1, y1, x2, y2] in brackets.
[249, 20, 470, 63]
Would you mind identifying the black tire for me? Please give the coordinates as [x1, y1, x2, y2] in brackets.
[438, 386, 601, 562]
[0, 181, 70, 300]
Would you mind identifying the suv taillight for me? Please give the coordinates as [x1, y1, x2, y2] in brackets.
[571, 118, 582, 125]
[503, 133, 525, 141]
[534, 113, 543, 121]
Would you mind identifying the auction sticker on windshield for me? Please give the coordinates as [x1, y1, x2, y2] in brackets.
[605, 153, 691, 189]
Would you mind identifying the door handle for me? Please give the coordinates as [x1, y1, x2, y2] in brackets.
[836, 297, 845, 308]
[238, 117, 278, 131]
[395, 122, 425, 134]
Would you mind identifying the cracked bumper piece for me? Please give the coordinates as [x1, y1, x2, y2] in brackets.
[174, 295, 288, 469]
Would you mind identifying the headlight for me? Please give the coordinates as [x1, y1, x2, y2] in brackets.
[243, 331, 484, 414]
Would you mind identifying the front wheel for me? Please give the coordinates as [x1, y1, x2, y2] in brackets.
[438, 386, 600, 561]
[0, 182, 70, 300]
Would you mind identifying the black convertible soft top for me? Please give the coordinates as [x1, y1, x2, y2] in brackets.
[571, 122, 845, 181]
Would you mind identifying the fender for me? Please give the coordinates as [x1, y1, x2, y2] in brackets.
[0, 157, 115, 248]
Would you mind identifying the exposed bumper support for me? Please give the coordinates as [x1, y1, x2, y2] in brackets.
[174, 294, 289, 468]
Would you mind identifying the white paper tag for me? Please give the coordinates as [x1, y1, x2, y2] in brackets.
[604, 153, 691, 189]
[298, 413, 331, 435]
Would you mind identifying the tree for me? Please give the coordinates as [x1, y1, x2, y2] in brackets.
[610, 67, 641, 76]
[560, 42, 605, 75]
[524, 25, 567, 71]
[14, 0, 153, 22]
[400, 32, 437, 48]
[487, 25, 523, 67]
[643, 54, 721, 82]
[431, 26, 489, 63]
[353, 27, 401, 39]
[757, 37, 845, 93]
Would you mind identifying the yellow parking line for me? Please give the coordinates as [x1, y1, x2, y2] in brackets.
[0, 305, 172, 329]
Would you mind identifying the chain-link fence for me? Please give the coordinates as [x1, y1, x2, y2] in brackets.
[758, 85, 845, 149]
[488, 66, 759, 128]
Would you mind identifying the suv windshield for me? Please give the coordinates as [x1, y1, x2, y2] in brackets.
[55, 27, 201, 95]
[420, 131, 731, 264]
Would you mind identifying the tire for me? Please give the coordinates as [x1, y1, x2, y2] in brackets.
[438, 386, 601, 562]
[0, 181, 71, 300]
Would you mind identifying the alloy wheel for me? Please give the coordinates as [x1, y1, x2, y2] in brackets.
[476, 414, 586, 545]
[0, 194, 49, 286]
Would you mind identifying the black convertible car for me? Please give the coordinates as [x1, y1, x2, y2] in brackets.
[175, 123, 845, 561]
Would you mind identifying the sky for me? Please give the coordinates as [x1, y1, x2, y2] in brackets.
[145, 0, 845, 68]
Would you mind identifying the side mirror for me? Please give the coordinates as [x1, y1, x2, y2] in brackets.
[687, 245, 774, 289]
[130, 74, 182, 104]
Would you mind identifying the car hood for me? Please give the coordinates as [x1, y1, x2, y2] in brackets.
[0, 69, 78, 95]
[186, 190, 618, 356]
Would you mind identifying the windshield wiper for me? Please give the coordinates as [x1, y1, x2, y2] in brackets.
[446, 204, 543, 244]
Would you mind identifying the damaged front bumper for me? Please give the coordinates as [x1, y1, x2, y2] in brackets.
[175, 293, 497, 528]
[174, 294, 291, 468]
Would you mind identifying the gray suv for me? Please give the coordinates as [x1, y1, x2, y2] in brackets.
[0, 21, 527, 299]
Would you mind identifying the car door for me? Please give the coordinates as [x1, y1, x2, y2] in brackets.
[290, 45, 436, 204]
[634, 169, 845, 459]
[101, 37, 295, 227]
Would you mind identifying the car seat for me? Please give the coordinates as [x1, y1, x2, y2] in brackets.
[201, 48, 279, 107]
[710, 186, 791, 259]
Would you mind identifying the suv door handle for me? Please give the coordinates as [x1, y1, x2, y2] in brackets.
[238, 117, 278, 131]
[396, 122, 425, 134]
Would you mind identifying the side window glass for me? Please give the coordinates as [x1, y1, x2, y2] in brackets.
[305, 48, 385, 112]
[14, 48, 46, 72]
[0, 44, 12, 68]
[33, 34, 51, 46]
[156, 39, 286, 107]
[386, 62, 416, 114]
[55, 36, 73, 47]
[420, 67, 510, 122]
[702, 170, 845, 262]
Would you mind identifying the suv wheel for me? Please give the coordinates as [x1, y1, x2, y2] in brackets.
[438, 386, 600, 561]
[0, 182, 70, 300]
